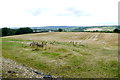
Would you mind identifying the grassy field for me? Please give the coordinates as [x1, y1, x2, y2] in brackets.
[1, 32, 119, 78]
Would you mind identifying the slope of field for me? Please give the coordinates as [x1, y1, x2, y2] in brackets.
[2, 32, 118, 78]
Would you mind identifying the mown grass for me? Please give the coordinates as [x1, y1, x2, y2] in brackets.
[2, 32, 118, 78]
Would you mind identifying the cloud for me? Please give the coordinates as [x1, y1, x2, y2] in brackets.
[55, 13, 72, 16]
[0, 0, 119, 27]
[66, 7, 91, 17]
[55, 7, 91, 17]
[26, 8, 48, 16]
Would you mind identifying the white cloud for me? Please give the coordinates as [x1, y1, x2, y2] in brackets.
[0, 0, 119, 27]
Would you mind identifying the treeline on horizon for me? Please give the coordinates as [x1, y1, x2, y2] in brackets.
[1, 27, 120, 37]
[0, 27, 64, 37]
[1, 27, 33, 37]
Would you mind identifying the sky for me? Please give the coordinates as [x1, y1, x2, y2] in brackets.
[0, 0, 119, 27]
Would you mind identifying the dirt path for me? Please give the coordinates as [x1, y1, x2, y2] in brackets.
[2, 58, 50, 78]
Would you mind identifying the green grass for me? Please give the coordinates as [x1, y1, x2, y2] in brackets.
[102, 27, 116, 30]
[2, 32, 118, 78]
[41, 52, 61, 57]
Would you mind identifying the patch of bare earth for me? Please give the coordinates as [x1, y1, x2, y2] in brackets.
[2, 58, 44, 78]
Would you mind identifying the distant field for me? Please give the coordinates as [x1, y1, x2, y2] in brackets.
[84, 27, 116, 31]
[2, 32, 118, 78]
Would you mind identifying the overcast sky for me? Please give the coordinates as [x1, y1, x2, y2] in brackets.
[0, 0, 119, 27]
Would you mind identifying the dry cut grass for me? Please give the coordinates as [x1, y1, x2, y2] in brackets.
[2, 32, 119, 78]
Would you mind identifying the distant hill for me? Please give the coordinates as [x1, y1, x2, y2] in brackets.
[30, 26, 83, 29]
[9, 25, 118, 29]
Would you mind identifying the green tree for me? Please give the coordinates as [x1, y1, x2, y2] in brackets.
[58, 28, 63, 32]
[113, 28, 120, 33]
[2, 27, 14, 36]
[15, 27, 33, 35]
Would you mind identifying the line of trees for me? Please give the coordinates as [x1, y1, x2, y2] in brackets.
[1, 27, 64, 37]
[1, 27, 120, 37]
[1, 27, 33, 37]
[113, 28, 120, 33]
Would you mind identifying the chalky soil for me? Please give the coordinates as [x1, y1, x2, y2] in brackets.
[2, 58, 43, 78]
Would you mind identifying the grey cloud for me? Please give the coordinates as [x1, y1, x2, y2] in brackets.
[55, 7, 91, 17]
[66, 7, 91, 17]
[26, 8, 48, 16]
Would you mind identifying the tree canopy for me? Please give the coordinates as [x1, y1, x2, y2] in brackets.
[1, 27, 16, 36]
[15, 27, 33, 35]
[113, 28, 120, 33]
[58, 28, 63, 32]
[1, 27, 33, 36]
